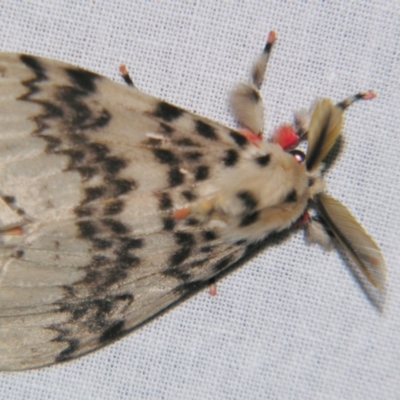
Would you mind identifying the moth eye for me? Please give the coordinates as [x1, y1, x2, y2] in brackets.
[290, 149, 306, 163]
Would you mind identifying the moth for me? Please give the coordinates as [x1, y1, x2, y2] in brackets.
[0, 31, 385, 371]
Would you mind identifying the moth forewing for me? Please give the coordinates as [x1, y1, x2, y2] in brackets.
[317, 193, 386, 291]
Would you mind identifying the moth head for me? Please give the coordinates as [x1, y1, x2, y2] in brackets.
[281, 93, 386, 294]
[277, 93, 375, 200]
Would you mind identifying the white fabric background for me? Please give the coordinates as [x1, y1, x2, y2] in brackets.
[0, 1, 399, 399]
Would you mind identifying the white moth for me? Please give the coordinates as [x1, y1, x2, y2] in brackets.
[0, 32, 385, 371]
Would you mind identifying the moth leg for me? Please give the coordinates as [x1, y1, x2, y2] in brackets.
[272, 124, 302, 150]
[1, 226, 24, 236]
[119, 64, 135, 87]
[305, 216, 333, 251]
[230, 31, 276, 137]
[0, 195, 31, 234]
[336, 90, 375, 110]
[251, 30, 276, 89]
[274, 91, 376, 151]
[208, 278, 217, 297]
[294, 209, 332, 250]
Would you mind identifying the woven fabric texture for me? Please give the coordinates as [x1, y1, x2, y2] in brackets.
[0, 1, 399, 399]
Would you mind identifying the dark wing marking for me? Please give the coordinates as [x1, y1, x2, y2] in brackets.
[0, 53, 253, 370]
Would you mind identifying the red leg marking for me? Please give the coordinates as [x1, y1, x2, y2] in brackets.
[272, 124, 300, 150]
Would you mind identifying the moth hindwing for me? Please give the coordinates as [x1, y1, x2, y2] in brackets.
[0, 32, 385, 371]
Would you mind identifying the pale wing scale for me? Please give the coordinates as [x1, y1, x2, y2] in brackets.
[317, 193, 386, 291]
